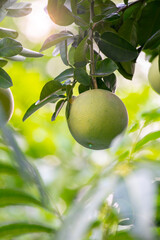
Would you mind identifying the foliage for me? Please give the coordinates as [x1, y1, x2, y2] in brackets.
[0, 0, 160, 240]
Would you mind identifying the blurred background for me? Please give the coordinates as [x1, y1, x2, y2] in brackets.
[1, 0, 160, 240]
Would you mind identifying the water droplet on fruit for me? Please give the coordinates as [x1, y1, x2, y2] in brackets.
[88, 143, 93, 148]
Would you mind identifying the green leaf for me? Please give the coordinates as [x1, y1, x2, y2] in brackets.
[116, 62, 134, 80]
[135, 131, 160, 151]
[0, 163, 18, 176]
[6, 2, 32, 17]
[118, 18, 137, 47]
[78, 84, 89, 94]
[74, 35, 88, 67]
[0, 67, 12, 88]
[0, 8, 7, 22]
[54, 68, 74, 82]
[103, 73, 116, 93]
[96, 32, 138, 62]
[137, 2, 160, 46]
[60, 40, 69, 66]
[94, 58, 118, 77]
[1, 0, 18, 8]
[0, 189, 42, 207]
[0, 58, 7, 67]
[51, 99, 66, 121]
[0, 37, 22, 57]
[20, 48, 43, 58]
[143, 30, 160, 50]
[0, 27, 18, 39]
[0, 223, 54, 239]
[23, 94, 65, 121]
[74, 68, 91, 86]
[40, 80, 63, 101]
[40, 31, 73, 52]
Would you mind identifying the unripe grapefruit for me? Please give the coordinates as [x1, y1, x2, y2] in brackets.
[66, 89, 128, 150]
[0, 87, 14, 124]
[148, 57, 160, 94]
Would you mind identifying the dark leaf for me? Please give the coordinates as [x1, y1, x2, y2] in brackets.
[40, 80, 63, 101]
[143, 30, 160, 50]
[51, 99, 66, 121]
[20, 48, 43, 58]
[137, 2, 160, 46]
[118, 18, 137, 47]
[60, 40, 69, 66]
[40, 31, 73, 52]
[116, 62, 134, 80]
[0, 67, 12, 88]
[93, 58, 118, 77]
[0, 223, 54, 239]
[78, 84, 89, 94]
[74, 35, 88, 67]
[54, 68, 74, 82]
[104, 73, 117, 92]
[74, 68, 91, 86]
[0, 37, 22, 57]
[0, 27, 18, 39]
[0, 58, 7, 67]
[96, 32, 138, 62]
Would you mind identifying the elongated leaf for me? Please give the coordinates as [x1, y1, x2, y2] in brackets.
[5, 55, 25, 61]
[74, 35, 88, 67]
[40, 31, 73, 52]
[0, 223, 54, 239]
[2, 0, 18, 8]
[0, 123, 50, 210]
[0, 163, 18, 175]
[0, 67, 13, 88]
[0, 58, 7, 67]
[51, 99, 66, 121]
[60, 40, 69, 66]
[0, 37, 22, 57]
[54, 68, 74, 82]
[137, 2, 160, 46]
[19, 48, 43, 58]
[0, 189, 42, 207]
[94, 58, 118, 77]
[6, 2, 32, 17]
[96, 32, 138, 62]
[74, 68, 91, 86]
[40, 80, 63, 101]
[143, 30, 160, 50]
[23, 94, 65, 121]
[135, 131, 160, 151]
[0, 27, 18, 39]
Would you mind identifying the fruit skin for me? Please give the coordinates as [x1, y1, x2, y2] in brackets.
[0, 87, 14, 124]
[148, 57, 160, 94]
[66, 89, 128, 150]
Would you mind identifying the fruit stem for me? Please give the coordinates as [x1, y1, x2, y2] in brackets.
[89, 0, 98, 89]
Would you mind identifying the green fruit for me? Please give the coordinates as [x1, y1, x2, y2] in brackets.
[47, 0, 74, 26]
[66, 89, 128, 150]
[0, 87, 14, 124]
[148, 57, 160, 94]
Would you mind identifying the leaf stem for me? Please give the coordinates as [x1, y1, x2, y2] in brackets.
[89, 0, 98, 89]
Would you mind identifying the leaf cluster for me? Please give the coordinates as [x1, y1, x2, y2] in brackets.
[0, 0, 43, 89]
[24, 0, 160, 122]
